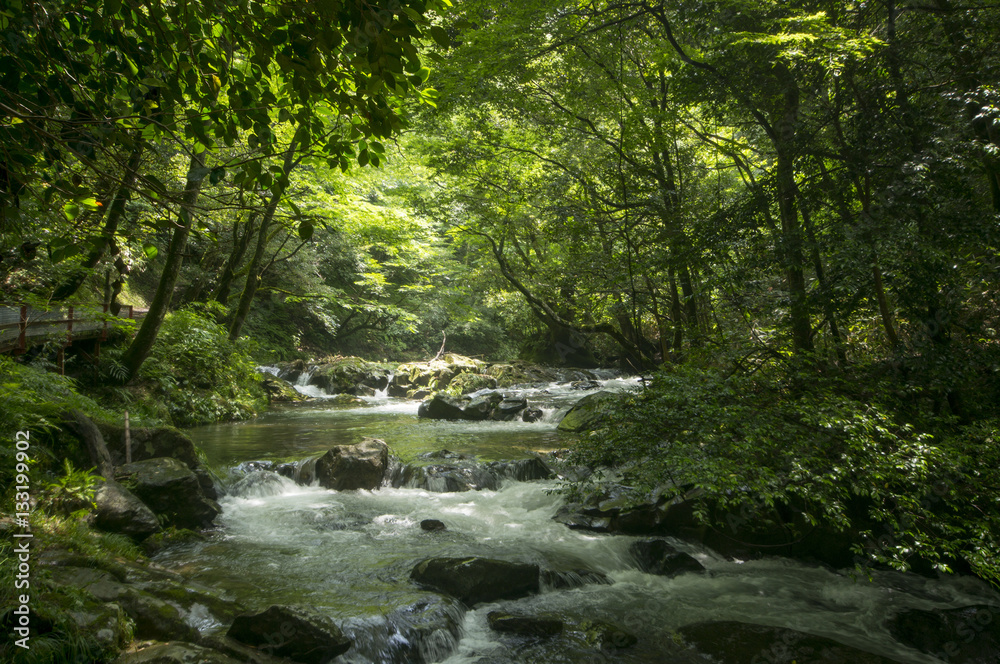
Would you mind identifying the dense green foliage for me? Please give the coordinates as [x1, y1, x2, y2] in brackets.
[140, 304, 265, 426]
[1, 0, 999, 594]
[570, 359, 1000, 580]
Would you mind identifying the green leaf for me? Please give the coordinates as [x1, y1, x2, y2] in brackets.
[429, 26, 450, 49]
[142, 243, 158, 259]
[298, 221, 314, 241]
[63, 203, 81, 221]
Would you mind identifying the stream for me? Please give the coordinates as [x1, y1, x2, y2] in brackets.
[159, 376, 1000, 664]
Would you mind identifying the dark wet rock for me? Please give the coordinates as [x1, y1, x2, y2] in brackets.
[116, 457, 221, 529]
[540, 568, 612, 590]
[679, 621, 904, 663]
[408, 388, 431, 400]
[630, 539, 705, 577]
[493, 398, 528, 421]
[485, 456, 555, 482]
[418, 394, 467, 420]
[521, 407, 544, 423]
[227, 605, 352, 663]
[570, 380, 601, 390]
[488, 611, 563, 637]
[114, 641, 244, 664]
[274, 358, 307, 383]
[887, 605, 1000, 664]
[421, 519, 447, 532]
[194, 466, 220, 500]
[234, 460, 276, 474]
[410, 557, 540, 606]
[557, 391, 620, 433]
[90, 478, 161, 539]
[462, 394, 499, 420]
[314, 438, 389, 491]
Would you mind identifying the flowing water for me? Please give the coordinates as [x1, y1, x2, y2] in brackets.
[164, 375, 1000, 664]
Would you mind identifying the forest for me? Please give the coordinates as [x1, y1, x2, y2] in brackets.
[2, 1, 1000, 663]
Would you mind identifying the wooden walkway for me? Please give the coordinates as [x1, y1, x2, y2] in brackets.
[0, 305, 147, 356]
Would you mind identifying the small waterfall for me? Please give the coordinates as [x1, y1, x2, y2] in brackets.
[375, 370, 395, 398]
[256, 365, 281, 377]
[294, 367, 330, 398]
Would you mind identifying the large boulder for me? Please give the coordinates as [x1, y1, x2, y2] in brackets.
[98, 424, 201, 470]
[630, 539, 705, 577]
[410, 557, 540, 606]
[227, 605, 352, 663]
[417, 394, 467, 420]
[314, 438, 389, 491]
[678, 621, 904, 663]
[308, 356, 393, 395]
[887, 605, 1000, 664]
[557, 391, 619, 432]
[116, 457, 221, 529]
[90, 479, 161, 540]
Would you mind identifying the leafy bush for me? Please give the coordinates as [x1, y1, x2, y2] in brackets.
[141, 303, 266, 426]
[36, 459, 99, 516]
[568, 362, 1000, 583]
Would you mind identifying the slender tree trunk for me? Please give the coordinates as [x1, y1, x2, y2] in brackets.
[51, 142, 144, 301]
[229, 125, 307, 340]
[775, 82, 813, 354]
[668, 267, 684, 353]
[798, 192, 847, 364]
[214, 213, 258, 304]
[120, 149, 207, 381]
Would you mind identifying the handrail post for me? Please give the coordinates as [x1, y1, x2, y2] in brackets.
[17, 305, 27, 353]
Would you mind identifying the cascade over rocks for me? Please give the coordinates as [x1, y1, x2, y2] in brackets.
[630, 539, 705, 577]
[410, 557, 540, 606]
[305, 355, 394, 395]
[417, 392, 535, 421]
[227, 605, 352, 664]
[677, 621, 905, 663]
[314, 437, 390, 491]
[388, 451, 555, 492]
[115, 457, 221, 529]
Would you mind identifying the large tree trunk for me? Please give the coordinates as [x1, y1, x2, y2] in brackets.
[120, 149, 207, 381]
[51, 142, 144, 301]
[228, 126, 307, 341]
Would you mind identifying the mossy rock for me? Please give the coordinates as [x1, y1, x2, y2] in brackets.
[557, 391, 620, 433]
[444, 373, 498, 396]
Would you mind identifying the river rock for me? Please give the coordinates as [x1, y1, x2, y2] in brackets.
[418, 394, 467, 419]
[557, 391, 620, 432]
[492, 398, 528, 421]
[308, 356, 392, 395]
[521, 407, 543, 422]
[114, 641, 244, 664]
[410, 557, 540, 606]
[630, 539, 705, 577]
[314, 438, 390, 491]
[445, 372, 498, 395]
[116, 457, 221, 529]
[89, 478, 161, 540]
[570, 380, 601, 390]
[229, 470, 286, 498]
[887, 605, 1000, 663]
[227, 605, 352, 663]
[262, 375, 308, 403]
[582, 620, 638, 649]
[488, 611, 563, 637]
[99, 424, 201, 470]
[678, 621, 904, 663]
[421, 519, 447, 532]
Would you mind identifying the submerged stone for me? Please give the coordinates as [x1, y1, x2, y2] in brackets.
[487, 611, 563, 637]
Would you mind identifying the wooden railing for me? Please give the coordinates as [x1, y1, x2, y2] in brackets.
[0, 305, 147, 354]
